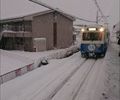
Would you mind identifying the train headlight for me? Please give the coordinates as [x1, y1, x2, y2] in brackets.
[99, 27, 104, 32]
[88, 44, 95, 51]
[81, 28, 85, 32]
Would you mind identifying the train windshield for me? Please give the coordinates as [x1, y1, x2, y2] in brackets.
[82, 32, 102, 41]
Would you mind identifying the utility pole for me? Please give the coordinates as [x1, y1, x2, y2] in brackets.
[96, 10, 99, 24]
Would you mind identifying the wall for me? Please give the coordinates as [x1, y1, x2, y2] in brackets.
[32, 12, 73, 50]
[32, 13, 54, 50]
[57, 13, 73, 49]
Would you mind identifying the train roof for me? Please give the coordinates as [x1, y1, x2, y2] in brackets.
[83, 24, 103, 28]
[82, 24, 109, 30]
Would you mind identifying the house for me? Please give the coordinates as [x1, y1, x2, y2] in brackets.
[113, 22, 120, 38]
[0, 10, 75, 51]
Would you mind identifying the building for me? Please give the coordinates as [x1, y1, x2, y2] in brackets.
[0, 10, 75, 51]
[113, 22, 120, 38]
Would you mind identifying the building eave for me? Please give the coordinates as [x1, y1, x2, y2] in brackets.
[0, 10, 75, 24]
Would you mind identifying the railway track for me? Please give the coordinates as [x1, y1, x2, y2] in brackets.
[2, 53, 102, 100]
[51, 59, 96, 100]
[26, 56, 97, 100]
[21, 53, 86, 100]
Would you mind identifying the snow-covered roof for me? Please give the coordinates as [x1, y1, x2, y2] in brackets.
[0, 10, 75, 23]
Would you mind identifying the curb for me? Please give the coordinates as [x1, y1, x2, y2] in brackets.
[0, 63, 34, 85]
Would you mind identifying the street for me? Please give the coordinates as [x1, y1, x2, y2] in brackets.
[1, 40, 120, 100]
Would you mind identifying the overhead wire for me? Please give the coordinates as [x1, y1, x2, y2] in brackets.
[92, 0, 108, 23]
[29, 0, 96, 23]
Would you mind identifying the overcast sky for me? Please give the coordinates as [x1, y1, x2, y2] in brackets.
[0, 0, 119, 29]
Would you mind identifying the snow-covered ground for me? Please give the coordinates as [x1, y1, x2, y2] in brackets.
[0, 50, 33, 75]
[1, 33, 119, 100]
[0, 48, 63, 76]
[0, 32, 119, 100]
[0, 45, 79, 76]
[0, 32, 81, 77]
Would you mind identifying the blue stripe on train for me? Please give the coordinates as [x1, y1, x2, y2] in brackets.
[80, 43, 107, 54]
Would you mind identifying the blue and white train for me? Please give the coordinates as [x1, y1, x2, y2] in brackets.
[80, 25, 110, 58]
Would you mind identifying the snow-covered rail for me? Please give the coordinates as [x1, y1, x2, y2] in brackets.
[19, 58, 97, 100]
[28, 59, 88, 100]
[32, 59, 97, 100]
[52, 59, 96, 100]
[1, 41, 119, 100]
[1, 53, 98, 100]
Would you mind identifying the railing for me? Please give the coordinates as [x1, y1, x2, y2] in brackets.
[1, 25, 32, 32]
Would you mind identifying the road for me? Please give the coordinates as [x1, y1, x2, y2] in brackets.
[2, 53, 106, 100]
[1, 50, 109, 100]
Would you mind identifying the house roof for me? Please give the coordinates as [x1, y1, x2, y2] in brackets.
[0, 10, 75, 23]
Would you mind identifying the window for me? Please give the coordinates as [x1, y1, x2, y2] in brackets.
[82, 32, 102, 41]
[15, 38, 24, 45]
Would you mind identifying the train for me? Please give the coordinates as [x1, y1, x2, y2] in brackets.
[80, 25, 110, 58]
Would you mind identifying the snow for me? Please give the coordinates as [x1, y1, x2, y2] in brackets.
[9, 49, 63, 61]
[1, 53, 82, 100]
[52, 59, 96, 100]
[0, 50, 33, 75]
[9, 45, 78, 61]
[2, 30, 15, 33]
[0, 33, 119, 100]
[101, 43, 120, 100]
[0, 44, 79, 76]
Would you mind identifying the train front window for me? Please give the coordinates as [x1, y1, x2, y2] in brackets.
[82, 32, 102, 41]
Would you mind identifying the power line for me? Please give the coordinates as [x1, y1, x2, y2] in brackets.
[29, 0, 96, 23]
[92, 0, 108, 23]
[93, 0, 104, 17]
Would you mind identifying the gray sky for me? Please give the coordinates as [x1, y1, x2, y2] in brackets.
[1, 0, 119, 29]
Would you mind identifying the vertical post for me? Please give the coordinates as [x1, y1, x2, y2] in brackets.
[53, 12, 57, 48]
[23, 19, 25, 50]
[96, 10, 99, 24]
